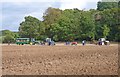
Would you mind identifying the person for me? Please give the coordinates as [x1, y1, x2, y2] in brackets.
[82, 40, 86, 46]
[66, 41, 70, 45]
[8, 41, 10, 45]
[48, 41, 51, 46]
[46, 38, 51, 46]
[98, 41, 101, 45]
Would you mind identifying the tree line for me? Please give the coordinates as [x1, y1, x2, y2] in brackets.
[1, 1, 120, 43]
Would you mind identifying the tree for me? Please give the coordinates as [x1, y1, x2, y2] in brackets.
[2, 30, 14, 36]
[43, 7, 62, 38]
[102, 24, 110, 38]
[43, 7, 62, 25]
[16, 4, 119, 42]
[79, 11, 96, 41]
[3, 35, 14, 43]
[95, 8, 119, 41]
[52, 9, 80, 41]
[13, 32, 20, 39]
[119, 1, 120, 8]
[1, 30, 18, 43]
[97, 1, 118, 11]
[19, 16, 44, 40]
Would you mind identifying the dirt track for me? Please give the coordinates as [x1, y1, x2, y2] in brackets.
[2, 44, 118, 75]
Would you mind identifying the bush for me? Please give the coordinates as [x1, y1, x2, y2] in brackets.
[3, 35, 15, 43]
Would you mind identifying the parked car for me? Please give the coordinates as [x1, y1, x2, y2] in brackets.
[71, 42, 77, 46]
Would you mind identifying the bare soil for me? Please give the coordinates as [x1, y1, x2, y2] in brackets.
[2, 44, 118, 75]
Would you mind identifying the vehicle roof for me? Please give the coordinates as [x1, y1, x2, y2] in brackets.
[16, 38, 29, 40]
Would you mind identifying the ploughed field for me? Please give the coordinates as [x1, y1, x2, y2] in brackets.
[2, 44, 118, 75]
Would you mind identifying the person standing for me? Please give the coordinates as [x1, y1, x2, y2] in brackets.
[8, 41, 10, 45]
[82, 40, 86, 46]
[46, 38, 51, 46]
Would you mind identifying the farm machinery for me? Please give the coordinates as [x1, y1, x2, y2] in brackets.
[98, 38, 110, 45]
[16, 38, 40, 45]
[91, 38, 110, 45]
[46, 38, 55, 46]
[16, 38, 56, 45]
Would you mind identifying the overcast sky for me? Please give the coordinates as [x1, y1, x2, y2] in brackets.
[1, 0, 101, 31]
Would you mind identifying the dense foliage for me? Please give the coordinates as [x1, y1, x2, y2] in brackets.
[18, 1, 120, 42]
[1, 1, 119, 43]
[97, 1, 118, 11]
[0, 30, 19, 43]
[19, 16, 45, 40]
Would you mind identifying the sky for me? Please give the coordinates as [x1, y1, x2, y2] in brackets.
[0, 0, 101, 31]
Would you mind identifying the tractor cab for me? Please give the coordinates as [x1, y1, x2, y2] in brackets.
[98, 38, 110, 45]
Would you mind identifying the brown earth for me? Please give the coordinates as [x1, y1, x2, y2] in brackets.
[2, 44, 118, 75]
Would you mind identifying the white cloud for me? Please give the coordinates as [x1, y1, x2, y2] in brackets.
[59, 0, 100, 2]
[0, 0, 57, 2]
[59, 0, 101, 10]
[59, 1, 86, 10]
[24, 11, 44, 20]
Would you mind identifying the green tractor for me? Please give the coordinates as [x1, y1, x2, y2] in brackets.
[16, 38, 39, 45]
